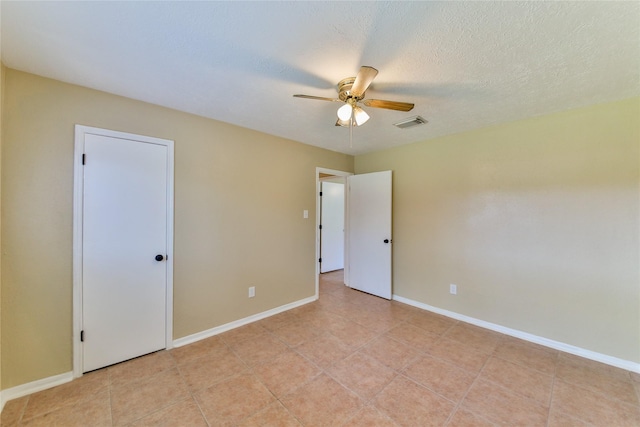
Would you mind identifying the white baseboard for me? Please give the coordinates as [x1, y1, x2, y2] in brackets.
[173, 295, 317, 348]
[1, 371, 73, 413]
[393, 294, 640, 374]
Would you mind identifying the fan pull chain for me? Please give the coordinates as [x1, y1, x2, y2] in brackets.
[349, 110, 354, 149]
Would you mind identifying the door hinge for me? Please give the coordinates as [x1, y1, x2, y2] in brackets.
[319, 191, 323, 196]
[82, 154, 86, 165]
[319, 258, 322, 263]
[319, 224, 322, 230]
[80, 330, 84, 342]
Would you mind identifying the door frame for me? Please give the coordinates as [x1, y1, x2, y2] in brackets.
[315, 167, 352, 297]
[72, 125, 175, 378]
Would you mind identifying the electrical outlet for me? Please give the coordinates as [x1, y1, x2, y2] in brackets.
[248, 286, 255, 298]
[450, 284, 457, 295]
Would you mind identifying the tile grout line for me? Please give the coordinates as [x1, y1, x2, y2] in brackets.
[173, 355, 212, 427]
[7, 394, 29, 426]
[544, 350, 561, 427]
[226, 323, 324, 425]
[257, 287, 412, 425]
[204, 334, 269, 425]
[107, 368, 114, 427]
[546, 375, 569, 427]
[440, 345, 494, 426]
[554, 354, 640, 410]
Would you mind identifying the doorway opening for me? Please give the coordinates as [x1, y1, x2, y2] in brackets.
[315, 168, 352, 297]
[320, 176, 345, 273]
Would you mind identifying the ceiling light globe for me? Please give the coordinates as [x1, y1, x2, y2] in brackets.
[337, 103, 353, 121]
[354, 107, 370, 126]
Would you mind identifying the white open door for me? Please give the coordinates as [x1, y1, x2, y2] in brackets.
[76, 126, 173, 373]
[320, 180, 345, 273]
[347, 170, 392, 299]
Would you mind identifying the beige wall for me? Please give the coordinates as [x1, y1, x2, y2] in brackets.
[0, 62, 4, 393]
[355, 97, 640, 363]
[0, 69, 353, 389]
[1, 2, 4, 395]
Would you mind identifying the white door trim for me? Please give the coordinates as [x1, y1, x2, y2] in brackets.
[315, 167, 352, 297]
[73, 125, 174, 378]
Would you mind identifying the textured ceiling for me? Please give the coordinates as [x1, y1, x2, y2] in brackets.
[2, 1, 639, 155]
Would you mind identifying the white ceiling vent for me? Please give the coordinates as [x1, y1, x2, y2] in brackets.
[393, 116, 427, 129]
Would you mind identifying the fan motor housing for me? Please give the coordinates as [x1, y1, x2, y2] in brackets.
[337, 77, 363, 102]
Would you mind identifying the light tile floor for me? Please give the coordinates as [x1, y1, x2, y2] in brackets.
[3, 270, 640, 426]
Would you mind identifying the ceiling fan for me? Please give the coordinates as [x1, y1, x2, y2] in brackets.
[293, 66, 414, 127]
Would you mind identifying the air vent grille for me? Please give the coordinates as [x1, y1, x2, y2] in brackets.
[393, 116, 427, 129]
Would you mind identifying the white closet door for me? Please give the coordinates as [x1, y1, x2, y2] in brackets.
[82, 132, 169, 372]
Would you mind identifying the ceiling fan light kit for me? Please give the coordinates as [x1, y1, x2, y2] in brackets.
[336, 104, 371, 127]
[293, 66, 415, 130]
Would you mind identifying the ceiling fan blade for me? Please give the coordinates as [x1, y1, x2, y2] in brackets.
[293, 94, 341, 102]
[361, 99, 414, 112]
[350, 66, 378, 98]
